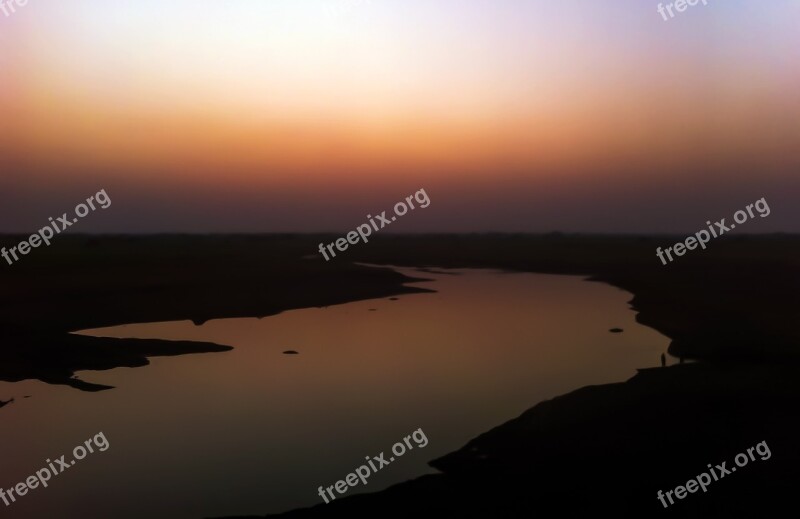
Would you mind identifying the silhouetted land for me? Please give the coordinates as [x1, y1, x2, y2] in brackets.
[0, 235, 430, 389]
[1, 233, 798, 516]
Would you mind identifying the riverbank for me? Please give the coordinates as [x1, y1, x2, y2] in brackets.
[247, 361, 800, 517]
[1, 233, 797, 515]
[0, 235, 431, 389]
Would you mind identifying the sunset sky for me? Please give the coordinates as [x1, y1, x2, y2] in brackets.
[1, 0, 798, 232]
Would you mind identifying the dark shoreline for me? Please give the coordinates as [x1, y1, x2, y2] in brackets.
[0, 236, 432, 389]
[251, 363, 800, 518]
[1, 233, 798, 516]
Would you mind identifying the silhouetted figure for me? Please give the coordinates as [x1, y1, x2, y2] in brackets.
[660, 353, 666, 368]
[680, 357, 684, 364]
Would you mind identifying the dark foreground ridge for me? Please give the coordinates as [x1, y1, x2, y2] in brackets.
[241, 363, 799, 518]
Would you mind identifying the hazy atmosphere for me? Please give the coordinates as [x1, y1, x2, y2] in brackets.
[1, 0, 798, 232]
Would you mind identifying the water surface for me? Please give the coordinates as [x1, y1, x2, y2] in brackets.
[0, 268, 670, 518]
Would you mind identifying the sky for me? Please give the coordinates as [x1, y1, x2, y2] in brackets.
[0, 0, 798, 233]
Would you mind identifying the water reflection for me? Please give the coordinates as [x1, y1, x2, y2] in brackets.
[0, 268, 670, 519]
